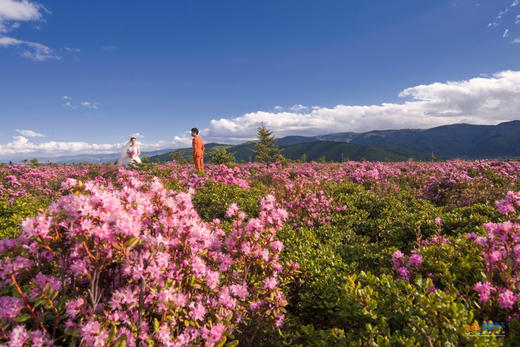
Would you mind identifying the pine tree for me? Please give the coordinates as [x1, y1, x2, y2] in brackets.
[252, 123, 284, 164]
[169, 151, 187, 164]
[207, 147, 236, 166]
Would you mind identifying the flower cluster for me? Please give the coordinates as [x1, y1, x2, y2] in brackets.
[392, 250, 424, 281]
[467, 192, 520, 318]
[0, 170, 292, 346]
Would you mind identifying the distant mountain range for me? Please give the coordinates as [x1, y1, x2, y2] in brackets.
[148, 120, 520, 163]
[147, 141, 432, 163]
[14, 120, 520, 163]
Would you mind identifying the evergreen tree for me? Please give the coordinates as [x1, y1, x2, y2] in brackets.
[252, 123, 284, 164]
[169, 151, 187, 164]
[207, 147, 236, 166]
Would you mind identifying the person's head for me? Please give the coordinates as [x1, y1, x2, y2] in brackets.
[130, 136, 136, 145]
[191, 128, 199, 137]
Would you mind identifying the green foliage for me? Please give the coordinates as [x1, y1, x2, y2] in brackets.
[253, 124, 284, 164]
[333, 183, 439, 252]
[207, 147, 236, 166]
[439, 203, 505, 236]
[0, 197, 48, 238]
[169, 151, 187, 164]
[336, 273, 497, 346]
[417, 236, 485, 307]
[280, 272, 498, 346]
[278, 225, 351, 328]
[192, 181, 263, 222]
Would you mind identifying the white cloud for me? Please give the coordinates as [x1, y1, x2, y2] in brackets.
[0, 135, 192, 160]
[64, 47, 80, 53]
[0, 0, 44, 33]
[0, 136, 121, 159]
[16, 129, 44, 137]
[203, 71, 520, 143]
[0, 1, 59, 61]
[131, 132, 144, 138]
[289, 104, 309, 112]
[0, 34, 20, 46]
[513, 37, 520, 43]
[503, 28, 510, 37]
[61, 97, 100, 110]
[0, 35, 59, 61]
[2, 71, 520, 160]
[273, 105, 284, 111]
[102, 45, 117, 51]
[80, 101, 100, 110]
[20, 40, 59, 61]
[488, 1, 520, 31]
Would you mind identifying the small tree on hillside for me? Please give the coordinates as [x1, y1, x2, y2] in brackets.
[170, 151, 187, 164]
[207, 147, 236, 166]
[252, 123, 284, 164]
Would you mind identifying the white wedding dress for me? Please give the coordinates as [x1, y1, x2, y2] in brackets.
[118, 143, 142, 166]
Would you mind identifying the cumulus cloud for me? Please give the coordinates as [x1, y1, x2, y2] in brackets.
[16, 129, 44, 137]
[0, 135, 193, 160]
[2, 70, 520, 160]
[204, 71, 520, 143]
[0, 0, 44, 33]
[0, 35, 59, 61]
[0, 136, 121, 159]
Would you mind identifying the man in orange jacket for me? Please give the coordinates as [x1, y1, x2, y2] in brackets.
[191, 128, 205, 172]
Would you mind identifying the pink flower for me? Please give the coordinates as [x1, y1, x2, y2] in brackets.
[226, 203, 240, 218]
[270, 241, 284, 252]
[397, 267, 410, 281]
[474, 282, 496, 302]
[392, 250, 405, 268]
[190, 302, 206, 321]
[263, 277, 278, 290]
[230, 283, 249, 299]
[9, 325, 29, 346]
[498, 289, 516, 310]
[408, 254, 423, 266]
[202, 323, 226, 344]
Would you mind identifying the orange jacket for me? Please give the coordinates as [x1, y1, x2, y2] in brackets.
[192, 135, 205, 157]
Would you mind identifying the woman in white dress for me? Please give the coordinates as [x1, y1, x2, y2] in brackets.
[119, 136, 142, 166]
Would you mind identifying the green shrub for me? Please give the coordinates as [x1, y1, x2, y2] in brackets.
[277, 226, 351, 328]
[0, 197, 49, 238]
[333, 183, 439, 252]
[192, 181, 263, 221]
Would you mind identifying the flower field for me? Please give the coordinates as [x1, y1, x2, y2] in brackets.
[1, 160, 520, 346]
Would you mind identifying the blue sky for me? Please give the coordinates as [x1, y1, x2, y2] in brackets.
[0, 0, 520, 160]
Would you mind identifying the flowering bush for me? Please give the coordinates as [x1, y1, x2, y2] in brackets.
[468, 191, 520, 321]
[0, 171, 293, 346]
[2, 160, 520, 345]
